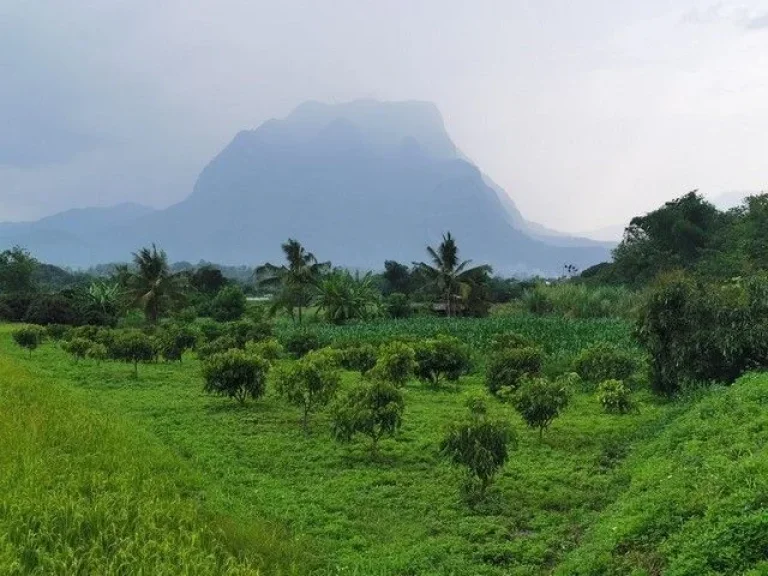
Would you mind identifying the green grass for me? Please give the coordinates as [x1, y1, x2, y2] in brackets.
[4, 314, 765, 575]
[0, 332, 307, 575]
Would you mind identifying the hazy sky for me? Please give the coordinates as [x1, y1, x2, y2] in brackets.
[3, 0, 768, 234]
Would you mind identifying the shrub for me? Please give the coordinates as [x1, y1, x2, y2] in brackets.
[46, 323, 70, 340]
[210, 285, 247, 322]
[202, 349, 270, 405]
[12, 325, 45, 357]
[87, 342, 108, 363]
[368, 341, 416, 387]
[489, 331, 534, 354]
[336, 343, 377, 374]
[573, 342, 637, 384]
[414, 336, 471, 387]
[62, 337, 93, 362]
[273, 349, 341, 433]
[636, 272, 768, 395]
[225, 319, 272, 347]
[109, 330, 157, 376]
[596, 379, 634, 414]
[331, 380, 405, 454]
[196, 335, 239, 360]
[486, 347, 543, 396]
[22, 294, 78, 326]
[440, 400, 516, 498]
[157, 325, 198, 362]
[196, 318, 226, 343]
[281, 330, 326, 358]
[245, 338, 284, 364]
[513, 375, 572, 439]
[385, 292, 411, 319]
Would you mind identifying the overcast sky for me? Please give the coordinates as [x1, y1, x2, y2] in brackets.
[3, 0, 768, 234]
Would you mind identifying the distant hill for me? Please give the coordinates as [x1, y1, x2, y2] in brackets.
[0, 100, 611, 275]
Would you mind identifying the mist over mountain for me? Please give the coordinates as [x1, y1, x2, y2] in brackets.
[0, 100, 610, 275]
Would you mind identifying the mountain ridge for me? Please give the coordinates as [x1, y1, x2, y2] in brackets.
[0, 100, 611, 275]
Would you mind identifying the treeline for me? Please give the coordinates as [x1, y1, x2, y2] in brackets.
[0, 233, 533, 328]
[583, 190, 768, 286]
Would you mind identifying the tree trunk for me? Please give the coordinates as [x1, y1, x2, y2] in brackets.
[302, 405, 310, 435]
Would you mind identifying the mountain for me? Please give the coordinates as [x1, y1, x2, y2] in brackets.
[0, 100, 611, 275]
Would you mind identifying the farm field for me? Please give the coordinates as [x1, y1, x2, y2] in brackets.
[0, 314, 713, 575]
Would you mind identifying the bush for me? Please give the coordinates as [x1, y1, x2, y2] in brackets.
[108, 330, 157, 376]
[210, 285, 247, 322]
[385, 293, 411, 319]
[196, 335, 239, 360]
[157, 324, 198, 362]
[572, 342, 637, 384]
[486, 347, 543, 396]
[62, 337, 93, 362]
[46, 323, 70, 340]
[414, 336, 471, 387]
[22, 294, 78, 326]
[369, 341, 416, 387]
[636, 272, 768, 395]
[596, 379, 634, 414]
[440, 400, 516, 498]
[273, 348, 341, 433]
[489, 331, 534, 353]
[12, 325, 45, 357]
[196, 318, 226, 343]
[281, 330, 326, 358]
[335, 343, 377, 374]
[331, 380, 405, 454]
[202, 349, 270, 405]
[87, 342, 108, 363]
[225, 318, 272, 347]
[513, 375, 573, 439]
[245, 338, 284, 364]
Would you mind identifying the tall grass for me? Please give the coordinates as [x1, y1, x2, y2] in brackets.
[0, 353, 305, 575]
[521, 283, 640, 319]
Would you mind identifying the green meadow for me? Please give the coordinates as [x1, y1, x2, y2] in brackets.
[7, 313, 766, 575]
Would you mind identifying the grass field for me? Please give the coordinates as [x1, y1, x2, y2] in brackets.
[2, 314, 766, 575]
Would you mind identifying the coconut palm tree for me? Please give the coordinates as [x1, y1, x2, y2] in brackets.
[415, 232, 491, 317]
[255, 239, 329, 323]
[127, 244, 185, 323]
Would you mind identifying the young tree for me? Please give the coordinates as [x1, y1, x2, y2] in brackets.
[413, 336, 470, 387]
[485, 347, 543, 396]
[109, 330, 157, 376]
[255, 239, 329, 324]
[202, 349, 270, 405]
[331, 380, 405, 455]
[210, 284, 247, 322]
[62, 337, 93, 362]
[513, 375, 572, 439]
[273, 349, 341, 433]
[414, 233, 491, 317]
[127, 245, 186, 323]
[368, 341, 416, 387]
[440, 396, 516, 498]
[12, 325, 45, 357]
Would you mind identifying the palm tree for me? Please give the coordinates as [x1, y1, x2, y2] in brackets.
[255, 239, 329, 324]
[127, 244, 185, 323]
[415, 232, 491, 317]
[316, 270, 381, 324]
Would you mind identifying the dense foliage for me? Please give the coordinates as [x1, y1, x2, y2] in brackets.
[202, 349, 270, 405]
